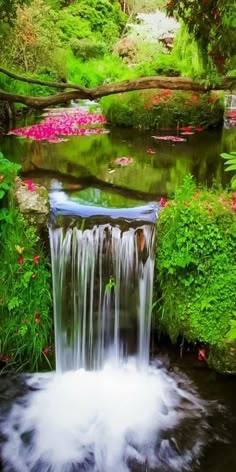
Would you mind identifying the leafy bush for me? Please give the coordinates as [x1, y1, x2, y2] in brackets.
[221, 151, 236, 190]
[2, 0, 63, 75]
[70, 38, 107, 61]
[101, 90, 224, 129]
[156, 175, 236, 346]
[0, 154, 52, 372]
[67, 52, 133, 88]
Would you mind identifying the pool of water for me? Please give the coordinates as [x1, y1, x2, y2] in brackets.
[0, 351, 235, 472]
[0, 114, 236, 203]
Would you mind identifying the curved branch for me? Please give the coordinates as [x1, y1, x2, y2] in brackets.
[0, 75, 235, 109]
[0, 66, 89, 92]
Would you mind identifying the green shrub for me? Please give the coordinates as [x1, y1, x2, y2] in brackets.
[70, 38, 107, 61]
[156, 175, 236, 347]
[221, 151, 236, 190]
[101, 90, 224, 129]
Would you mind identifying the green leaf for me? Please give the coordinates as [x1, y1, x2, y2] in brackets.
[225, 164, 236, 172]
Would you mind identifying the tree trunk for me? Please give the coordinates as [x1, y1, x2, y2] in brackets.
[0, 67, 235, 109]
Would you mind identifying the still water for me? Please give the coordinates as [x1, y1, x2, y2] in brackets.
[1, 115, 236, 201]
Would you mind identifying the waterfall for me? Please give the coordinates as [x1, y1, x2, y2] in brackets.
[49, 222, 156, 372]
[0, 206, 215, 472]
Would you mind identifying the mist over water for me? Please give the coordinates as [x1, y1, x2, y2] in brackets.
[0, 360, 214, 472]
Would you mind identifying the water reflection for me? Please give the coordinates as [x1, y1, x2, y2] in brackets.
[0, 121, 236, 198]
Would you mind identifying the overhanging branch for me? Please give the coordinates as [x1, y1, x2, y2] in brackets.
[0, 70, 235, 109]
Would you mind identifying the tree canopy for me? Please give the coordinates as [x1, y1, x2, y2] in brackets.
[167, 0, 236, 73]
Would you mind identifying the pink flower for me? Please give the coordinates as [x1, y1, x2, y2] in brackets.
[160, 197, 167, 207]
[33, 255, 40, 265]
[18, 257, 24, 264]
[146, 148, 156, 154]
[115, 157, 133, 166]
[43, 347, 49, 356]
[231, 203, 236, 212]
[24, 180, 35, 192]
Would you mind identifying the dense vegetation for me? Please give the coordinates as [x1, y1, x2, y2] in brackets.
[0, 154, 52, 372]
[156, 175, 236, 364]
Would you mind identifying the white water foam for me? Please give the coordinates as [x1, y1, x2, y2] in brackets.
[1, 359, 211, 472]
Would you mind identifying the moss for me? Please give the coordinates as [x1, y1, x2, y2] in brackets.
[155, 176, 236, 364]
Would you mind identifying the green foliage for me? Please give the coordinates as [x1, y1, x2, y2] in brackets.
[101, 90, 224, 129]
[67, 52, 133, 87]
[0, 0, 28, 23]
[62, 0, 126, 46]
[167, 0, 236, 74]
[0, 154, 52, 372]
[221, 151, 236, 190]
[1, 0, 64, 76]
[156, 176, 236, 346]
[226, 318, 236, 342]
[0, 152, 21, 209]
[171, 22, 204, 78]
[70, 38, 107, 61]
[0, 212, 52, 372]
[57, 12, 92, 42]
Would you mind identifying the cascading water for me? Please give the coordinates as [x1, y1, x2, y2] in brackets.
[49, 223, 155, 372]
[0, 199, 222, 472]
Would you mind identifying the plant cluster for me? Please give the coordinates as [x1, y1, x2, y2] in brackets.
[101, 89, 224, 129]
[221, 151, 236, 190]
[156, 175, 236, 347]
[0, 153, 52, 372]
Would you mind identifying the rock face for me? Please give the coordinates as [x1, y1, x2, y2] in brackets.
[14, 178, 49, 227]
[208, 343, 236, 375]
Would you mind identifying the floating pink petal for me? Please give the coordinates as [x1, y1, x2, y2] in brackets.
[115, 157, 133, 166]
[152, 135, 186, 142]
[180, 132, 195, 135]
[8, 110, 108, 143]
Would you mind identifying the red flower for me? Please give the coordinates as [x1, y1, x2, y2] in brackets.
[35, 312, 40, 324]
[231, 203, 236, 212]
[232, 193, 236, 201]
[18, 257, 24, 264]
[24, 180, 36, 192]
[33, 255, 40, 265]
[160, 197, 167, 207]
[43, 347, 49, 356]
[197, 349, 206, 362]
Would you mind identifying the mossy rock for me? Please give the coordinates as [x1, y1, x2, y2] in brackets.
[14, 178, 49, 228]
[207, 342, 236, 375]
